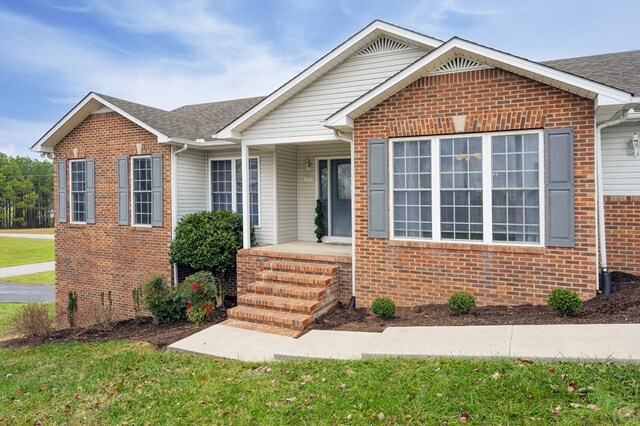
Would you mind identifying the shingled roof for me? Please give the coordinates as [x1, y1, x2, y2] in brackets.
[96, 93, 264, 141]
[542, 50, 640, 96]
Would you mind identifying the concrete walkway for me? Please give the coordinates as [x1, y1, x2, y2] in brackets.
[0, 261, 55, 279]
[0, 282, 54, 303]
[169, 323, 640, 363]
[0, 233, 53, 240]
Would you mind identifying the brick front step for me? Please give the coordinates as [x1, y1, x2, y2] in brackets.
[222, 319, 300, 338]
[255, 270, 333, 287]
[227, 306, 311, 330]
[267, 261, 338, 276]
[246, 281, 327, 299]
[238, 293, 319, 314]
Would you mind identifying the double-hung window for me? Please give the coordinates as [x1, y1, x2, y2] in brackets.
[70, 160, 87, 223]
[391, 131, 542, 245]
[132, 156, 152, 226]
[211, 158, 259, 226]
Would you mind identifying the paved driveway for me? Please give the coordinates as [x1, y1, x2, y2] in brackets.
[0, 282, 54, 303]
[0, 233, 53, 240]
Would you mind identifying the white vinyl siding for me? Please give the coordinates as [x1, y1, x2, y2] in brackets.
[276, 145, 298, 243]
[175, 149, 208, 221]
[602, 122, 640, 195]
[206, 148, 275, 245]
[242, 44, 427, 142]
[297, 142, 351, 241]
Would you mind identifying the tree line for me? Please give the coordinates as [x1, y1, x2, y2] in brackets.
[0, 153, 53, 229]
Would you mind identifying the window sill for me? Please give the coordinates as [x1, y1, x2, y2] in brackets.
[130, 226, 153, 232]
[388, 238, 545, 254]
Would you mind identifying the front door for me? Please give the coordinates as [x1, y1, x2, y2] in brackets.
[318, 158, 352, 238]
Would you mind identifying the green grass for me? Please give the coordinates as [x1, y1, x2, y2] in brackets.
[2, 271, 55, 286]
[0, 228, 54, 235]
[0, 342, 638, 424]
[0, 238, 54, 267]
[0, 303, 55, 338]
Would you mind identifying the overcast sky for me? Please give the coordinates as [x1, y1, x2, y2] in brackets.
[1, 0, 639, 157]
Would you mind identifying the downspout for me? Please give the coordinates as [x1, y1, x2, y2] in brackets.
[172, 144, 188, 286]
[334, 129, 357, 310]
[596, 110, 629, 297]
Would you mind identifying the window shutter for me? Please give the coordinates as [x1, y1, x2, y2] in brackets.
[117, 156, 129, 225]
[57, 159, 67, 223]
[150, 154, 163, 227]
[368, 138, 389, 238]
[85, 158, 96, 224]
[545, 128, 575, 247]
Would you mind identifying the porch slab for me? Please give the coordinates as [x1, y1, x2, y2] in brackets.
[253, 241, 352, 258]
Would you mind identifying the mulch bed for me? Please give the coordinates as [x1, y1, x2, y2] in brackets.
[0, 305, 230, 350]
[309, 272, 640, 333]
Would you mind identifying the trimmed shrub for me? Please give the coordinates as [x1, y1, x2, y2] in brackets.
[67, 291, 78, 328]
[548, 288, 583, 316]
[448, 291, 476, 315]
[169, 211, 255, 285]
[371, 297, 396, 318]
[177, 271, 221, 323]
[10, 303, 54, 338]
[142, 275, 186, 324]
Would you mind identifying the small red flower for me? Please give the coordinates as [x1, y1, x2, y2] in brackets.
[186, 302, 192, 311]
[192, 282, 200, 292]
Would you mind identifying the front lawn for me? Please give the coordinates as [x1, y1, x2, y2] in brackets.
[0, 238, 54, 267]
[2, 271, 55, 285]
[0, 342, 638, 424]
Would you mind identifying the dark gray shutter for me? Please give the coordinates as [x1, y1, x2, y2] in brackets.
[150, 154, 163, 227]
[545, 128, 575, 247]
[57, 160, 67, 223]
[368, 138, 389, 238]
[117, 156, 129, 225]
[85, 158, 96, 224]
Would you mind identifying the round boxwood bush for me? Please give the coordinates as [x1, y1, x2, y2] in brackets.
[547, 288, 582, 316]
[169, 211, 255, 283]
[371, 297, 396, 318]
[447, 291, 476, 315]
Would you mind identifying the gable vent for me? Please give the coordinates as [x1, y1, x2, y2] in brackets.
[358, 37, 410, 56]
[92, 105, 113, 114]
[428, 56, 491, 75]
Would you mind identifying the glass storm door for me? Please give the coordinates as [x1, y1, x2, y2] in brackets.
[318, 158, 352, 238]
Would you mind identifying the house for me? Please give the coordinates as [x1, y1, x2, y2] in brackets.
[33, 21, 640, 335]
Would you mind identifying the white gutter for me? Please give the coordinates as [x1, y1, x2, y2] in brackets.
[595, 109, 630, 296]
[171, 144, 188, 287]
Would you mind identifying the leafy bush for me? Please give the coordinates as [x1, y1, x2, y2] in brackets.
[548, 288, 582, 316]
[177, 271, 221, 323]
[169, 211, 255, 284]
[142, 275, 186, 324]
[371, 297, 396, 318]
[448, 291, 476, 315]
[10, 303, 54, 338]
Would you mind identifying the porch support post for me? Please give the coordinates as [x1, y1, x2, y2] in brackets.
[349, 139, 357, 309]
[241, 142, 251, 249]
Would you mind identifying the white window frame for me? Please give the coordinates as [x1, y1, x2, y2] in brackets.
[130, 155, 153, 227]
[389, 129, 545, 247]
[208, 156, 261, 228]
[69, 159, 87, 224]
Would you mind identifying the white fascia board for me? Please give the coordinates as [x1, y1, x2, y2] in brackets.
[214, 21, 443, 139]
[161, 138, 237, 148]
[326, 38, 633, 126]
[31, 92, 171, 153]
[91, 94, 170, 143]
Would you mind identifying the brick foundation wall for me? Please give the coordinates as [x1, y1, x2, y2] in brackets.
[237, 249, 352, 304]
[54, 112, 172, 327]
[604, 195, 640, 275]
[354, 68, 597, 307]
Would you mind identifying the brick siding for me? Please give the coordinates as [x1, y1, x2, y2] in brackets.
[353, 68, 597, 307]
[604, 195, 640, 275]
[54, 112, 172, 327]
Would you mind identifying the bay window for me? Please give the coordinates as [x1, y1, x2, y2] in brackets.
[391, 131, 542, 245]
